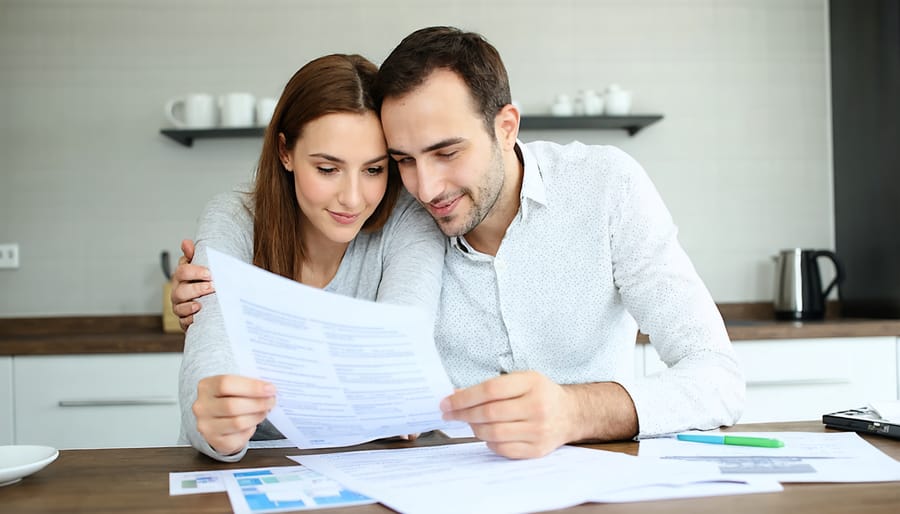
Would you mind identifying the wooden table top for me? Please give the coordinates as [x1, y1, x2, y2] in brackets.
[2, 421, 898, 513]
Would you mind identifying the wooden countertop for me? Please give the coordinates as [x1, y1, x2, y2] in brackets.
[634, 301, 900, 343]
[0, 315, 184, 355]
[2, 420, 899, 513]
[2, 303, 899, 355]
[721, 318, 900, 341]
[722, 301, 900, 340]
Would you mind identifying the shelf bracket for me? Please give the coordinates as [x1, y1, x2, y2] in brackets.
[160, 129, 194, 147]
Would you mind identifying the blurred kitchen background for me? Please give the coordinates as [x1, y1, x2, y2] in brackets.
[0, 0, 896, 317]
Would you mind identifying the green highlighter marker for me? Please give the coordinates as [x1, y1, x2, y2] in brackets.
[676, 434, 785, 448]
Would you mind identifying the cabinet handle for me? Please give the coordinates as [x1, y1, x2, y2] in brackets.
[747, 378, 850, 387]
[58, 397, 177, 407]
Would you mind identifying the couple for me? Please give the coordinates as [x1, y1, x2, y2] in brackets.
[175, 26, 745, 463]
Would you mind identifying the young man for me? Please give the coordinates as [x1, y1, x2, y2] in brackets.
[172, 26, 744, 459]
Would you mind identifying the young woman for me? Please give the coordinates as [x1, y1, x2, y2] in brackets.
[177, 54, 444, 462]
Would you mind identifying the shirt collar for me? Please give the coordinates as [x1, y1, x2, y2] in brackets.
[517, 140, 548, 219]
[450, 140, 547, 255]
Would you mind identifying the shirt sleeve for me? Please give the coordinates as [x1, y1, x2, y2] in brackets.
[374, 192, 445, 321]
[605, 148, 746, 437]
[178, 191, 254, 462]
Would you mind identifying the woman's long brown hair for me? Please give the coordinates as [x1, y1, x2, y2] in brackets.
[252, 54, 400, 281]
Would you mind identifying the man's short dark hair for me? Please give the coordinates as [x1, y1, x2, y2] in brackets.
[376, 26, 512, 136]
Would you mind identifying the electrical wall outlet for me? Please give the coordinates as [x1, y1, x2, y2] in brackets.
[0, 243, 20, 269]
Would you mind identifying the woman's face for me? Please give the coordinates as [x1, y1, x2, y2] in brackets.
[281, 111, 389, 246]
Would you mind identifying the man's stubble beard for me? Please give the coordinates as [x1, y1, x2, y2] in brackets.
[435, 142, 506, 238]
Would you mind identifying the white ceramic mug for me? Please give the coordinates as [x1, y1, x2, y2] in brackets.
[219, 92, 256, 127]
[164, 94, 217, 128]
[255, 97, 278, 127]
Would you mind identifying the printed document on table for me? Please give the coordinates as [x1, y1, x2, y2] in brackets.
[206, 248, 465, 449]
[223, 466, 374, 513]
[169, 470, 227, 495]
[290, 442, 781, 514]
[639, 431, 900, 483]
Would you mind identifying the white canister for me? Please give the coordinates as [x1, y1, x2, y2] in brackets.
[550, 94, 574, 116]
[604, 84, 632, 116]
[219, 92, 256, 127]
[164, 93, 217, 129]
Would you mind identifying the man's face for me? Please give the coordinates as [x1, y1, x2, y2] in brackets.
[380, 69, 505, 237]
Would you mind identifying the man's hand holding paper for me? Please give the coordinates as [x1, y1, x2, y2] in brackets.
[441, 372, 639, 459]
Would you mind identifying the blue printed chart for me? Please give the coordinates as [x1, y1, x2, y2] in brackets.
[224, 466, 375, 513]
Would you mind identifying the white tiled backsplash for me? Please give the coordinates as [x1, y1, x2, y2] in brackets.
[0, 0, 832, 315]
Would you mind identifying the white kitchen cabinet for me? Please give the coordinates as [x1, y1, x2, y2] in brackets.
[0, 357, 12, 445]
[13, 353, 182, 449]
[644, 337, 898, 424]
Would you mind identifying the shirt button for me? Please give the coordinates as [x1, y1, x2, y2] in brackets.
[495, 259, 506, 272]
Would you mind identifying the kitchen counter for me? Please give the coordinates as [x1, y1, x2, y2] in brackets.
[2, 303, 899, 355]
[721, 317, 900, 341]
[0, 315, 183, 355]
[634, 318, 900, 343]
[636, 301, 900, 343]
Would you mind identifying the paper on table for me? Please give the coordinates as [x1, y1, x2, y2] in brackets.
[169, 470, 226, 495]
[170, 465, 376, 513]
[639, 431, 900, 483]
[223, 466, 374, 514]
[591, 477, 782, 503]
[290, 442, 780, 514]
[206, 248, 466, 449]
[870, 400, 900, 424]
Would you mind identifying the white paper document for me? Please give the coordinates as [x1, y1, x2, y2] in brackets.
[169, 466, 374, 511]
[206, 248, 465, 449]
[169, 470, 227, 495]
[870, 400, 900, 423]
[223, 466, 374, 513]
[639, 431, 900, 483]
[290, 442, 781, 514]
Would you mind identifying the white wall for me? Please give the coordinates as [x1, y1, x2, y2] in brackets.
[0, 0, 833, 316]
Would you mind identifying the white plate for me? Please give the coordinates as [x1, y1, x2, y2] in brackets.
[0, 445, 59, 487]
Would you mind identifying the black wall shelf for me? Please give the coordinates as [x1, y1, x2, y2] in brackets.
[160, 127, 264, 147]
[518, 115, 663, 135]
[160, 114, 663, 147]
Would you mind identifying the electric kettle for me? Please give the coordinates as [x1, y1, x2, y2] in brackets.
[773, 248, 844, 320]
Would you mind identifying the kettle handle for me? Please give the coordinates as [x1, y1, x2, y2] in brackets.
[813, 250, 844, 299]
